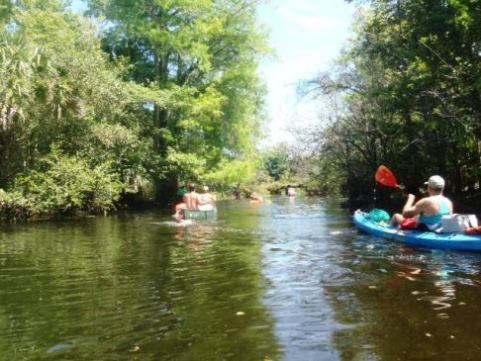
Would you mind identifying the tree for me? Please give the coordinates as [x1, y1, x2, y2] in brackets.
[86, 0, 268, 196]
[0, 0, 268, 220]
[306, 0, 481, 201]
[0, 0, 162, 219]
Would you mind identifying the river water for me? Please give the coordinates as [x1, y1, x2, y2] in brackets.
[2, 197, 481, 360]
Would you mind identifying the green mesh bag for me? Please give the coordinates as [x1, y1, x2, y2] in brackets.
[176, 187, 187, 196]
[368, 208, 390, 223]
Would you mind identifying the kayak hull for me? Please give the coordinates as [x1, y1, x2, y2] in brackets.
[183, 209, 217, 220]
[353, 210, 481, 251]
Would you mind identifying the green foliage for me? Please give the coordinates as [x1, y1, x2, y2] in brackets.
[0, 189, 32, 222]
[205, 158, 259, 191]
[305, 0, 481, 199]
[86, 0, 268, 195]
[13, 149, 124, 216]
[0, 0, 267, 220]
[263, 149, 289, 181]
[258, 142, 332, 195]
[164, 147, 206, 184]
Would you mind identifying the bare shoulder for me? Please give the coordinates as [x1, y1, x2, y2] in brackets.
[414, 197, 431, 211]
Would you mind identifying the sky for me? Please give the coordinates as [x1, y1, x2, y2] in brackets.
[71, 0, 86, 12]
[257, 0, 355, 145]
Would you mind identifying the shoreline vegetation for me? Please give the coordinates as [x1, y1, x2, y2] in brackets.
[0, 0, 269, 222]
[3, 1, 481, 222]
[298, 1, 481, 216]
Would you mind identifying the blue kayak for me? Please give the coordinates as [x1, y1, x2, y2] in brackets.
[353, 210, 481, 251]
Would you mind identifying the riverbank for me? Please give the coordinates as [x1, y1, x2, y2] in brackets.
[0, 185, 271, 223]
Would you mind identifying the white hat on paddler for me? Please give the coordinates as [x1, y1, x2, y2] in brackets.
[424, 175, 445, 189]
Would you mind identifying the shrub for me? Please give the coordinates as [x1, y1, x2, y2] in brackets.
[6, 150, 124, 220]
[0, 189, 32, 222]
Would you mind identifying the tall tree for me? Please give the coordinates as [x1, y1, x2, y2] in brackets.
[86, 0, 268, 195]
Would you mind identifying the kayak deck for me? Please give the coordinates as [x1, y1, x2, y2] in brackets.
[353, 210, 481, 251]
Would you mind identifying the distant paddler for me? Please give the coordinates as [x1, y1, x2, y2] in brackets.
[249, 192, 264, 203]
[198, 185, 216, 211]
[287, 186, 296, 197]
[173, 183, 200, 222]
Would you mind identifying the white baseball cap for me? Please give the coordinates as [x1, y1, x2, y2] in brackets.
[424, 175, 445, 189]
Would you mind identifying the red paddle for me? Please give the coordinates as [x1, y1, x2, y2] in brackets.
[375, 165, 404, 189]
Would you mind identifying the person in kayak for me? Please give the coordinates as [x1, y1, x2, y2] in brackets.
[173, 183, 200, 221]
[287, 186, 296, 197]
[249, 192, 264, 203]
[198, 185, 216, 211]
[391, 175, 453, 231]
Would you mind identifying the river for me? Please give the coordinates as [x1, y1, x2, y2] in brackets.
[2, 197, 481, 360]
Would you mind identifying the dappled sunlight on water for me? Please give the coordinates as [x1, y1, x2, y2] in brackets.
[2, 198, 481, 360]
[0, 207, 279, 361]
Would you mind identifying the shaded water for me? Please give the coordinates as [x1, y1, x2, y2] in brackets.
[2, 197, 481, 360]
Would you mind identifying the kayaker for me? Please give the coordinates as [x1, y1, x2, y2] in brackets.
[249, 192, 264, 203]
[198, 186, 216, 211]
[172, 186, 186, 222]
[184, 183, 200, 210]
[173, 183, 200, 221]
[287, 187, 296, 197]
[391, 175, 453, 231]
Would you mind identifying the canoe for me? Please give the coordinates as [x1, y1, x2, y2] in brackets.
[353, 209, 481, 251]
[182, 208, 217, 220]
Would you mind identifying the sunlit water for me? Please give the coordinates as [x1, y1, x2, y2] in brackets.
[2, 197, 481, 360]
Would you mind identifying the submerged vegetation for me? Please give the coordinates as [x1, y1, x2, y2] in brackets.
[0, 0, 267, 220]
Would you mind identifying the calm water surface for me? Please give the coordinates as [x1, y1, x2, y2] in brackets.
[2, 197, 481, 360]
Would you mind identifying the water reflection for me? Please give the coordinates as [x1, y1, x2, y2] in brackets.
[259, 197, 349, 360]
[3, 198, 481, 360]
[327, 230, 481, 361]
[258, 197, 481, 361]
[0, 206, 280, 360]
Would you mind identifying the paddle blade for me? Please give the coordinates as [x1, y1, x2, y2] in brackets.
[375, 165, 399, 188]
